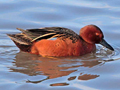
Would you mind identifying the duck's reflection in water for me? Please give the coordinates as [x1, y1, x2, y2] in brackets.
[10, 52, 105, 86]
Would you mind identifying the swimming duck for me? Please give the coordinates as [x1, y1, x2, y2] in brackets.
[7, 25, 114, 57]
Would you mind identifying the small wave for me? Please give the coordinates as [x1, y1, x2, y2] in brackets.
[95, 44, 120, 61]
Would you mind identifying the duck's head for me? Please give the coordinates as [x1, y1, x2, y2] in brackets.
[80, 25, 114, 51]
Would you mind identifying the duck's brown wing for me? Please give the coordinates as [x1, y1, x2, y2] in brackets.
[7, 33, 32, 52]
[7, 27, 80, 51]
[18, 27, 80, 43]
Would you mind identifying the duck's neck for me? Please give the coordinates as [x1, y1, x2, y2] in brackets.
[83, 41, 96, 54]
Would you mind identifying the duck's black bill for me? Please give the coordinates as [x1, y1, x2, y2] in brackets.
[100, 39, 114, 51]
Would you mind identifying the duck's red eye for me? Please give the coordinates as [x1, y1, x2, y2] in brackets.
[95, 33, 99, 36]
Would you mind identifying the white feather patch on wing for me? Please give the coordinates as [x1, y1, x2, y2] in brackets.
[31, 33, 56, 42]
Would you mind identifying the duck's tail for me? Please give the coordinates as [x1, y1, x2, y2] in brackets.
[7, 33, 33, 52]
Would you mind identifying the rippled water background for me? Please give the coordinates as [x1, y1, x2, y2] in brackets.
[1, 0, 120, 90]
